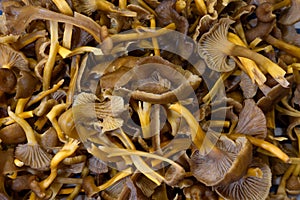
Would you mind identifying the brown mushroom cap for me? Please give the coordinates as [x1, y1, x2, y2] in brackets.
[164, 164, 186, 186]
[15, 71, 40, 99]
[214, 159, 272, 200]
[0, 68, 17, 93]
[190, 135, 252, 186]
[279, 0, 300, 25]
[0, 123, 27, 144]
[234, 99, 267, 139]
[286, 175, 300, 194]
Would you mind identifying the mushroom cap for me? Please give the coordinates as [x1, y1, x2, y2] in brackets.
[15, 144, 52, 170]
[198, 18, 236, 72]
[214, 159, 272, 200]
[190, 135, 252, 186]
[0, 44, 29, 71]
[234, 99, 267, 139]
[286, 175, 300, 194]
[0, 68, 17, 93]
[164, 164, 186, 186]
[279, 0, 300, 25]
[15, 71, 40, 99]
[0, 123, 27, 144]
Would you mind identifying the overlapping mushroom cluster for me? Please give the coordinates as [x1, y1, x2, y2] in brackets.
[1, 0, 300, 199]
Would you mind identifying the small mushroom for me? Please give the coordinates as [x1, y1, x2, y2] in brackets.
[164, 163, 186, 186]
[190, 135, 252, 186]
[198, 18, 289, 87]
[286, 175, 300, 194]
[15, 71, 40, 99]
[0, 44, 29, 71]
[214, 159, 272, 200]
[0, 123, 27, 144]
[58, 108, 80, 140]
[234, 99, 267, 139]
[0, 68, 17, 93]
[7, 107, 52, 170]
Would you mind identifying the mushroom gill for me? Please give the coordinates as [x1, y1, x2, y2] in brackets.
[198, 18, 289, 87]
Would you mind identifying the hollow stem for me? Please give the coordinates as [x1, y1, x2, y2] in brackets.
[169, 103, 215, 153]
[7, 107, 37, 145]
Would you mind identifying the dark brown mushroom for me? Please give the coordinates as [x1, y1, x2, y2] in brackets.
[0, 123, 27, 144]
[0, 68, 16, 93]
[15, 70, 40, 99]
[190, 135, 252, 186]
[234, 99, 267, 139]
[214, 159, 272, 200]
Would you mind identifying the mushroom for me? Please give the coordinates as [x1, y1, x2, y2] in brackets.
[0, 43, 29, 71]
[15, 70, 40, 99]
[286, 175, 300, 194]
[164, 163, 186, 186]
[0, 123, 27, 144]
[3, 4, 103, 43]
[58, 108, 80, 140]
[198, 18, 289, 87]
[7, 107, 52, 170]
[0, 68, 16, 93]
[72, 0, 137, 16]
[214, 159, 272, 200]
[234, 99, 267, 139]
[279, 0, 300, 25]
[113, 56, 202, 104]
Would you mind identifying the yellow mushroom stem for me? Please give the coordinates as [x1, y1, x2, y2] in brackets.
[66, 167, 89, 200]
[169, 103, 215, 153]
[13, 30, 47, 50]
[67, 56, 80, 105]
[202, 71, 232, 103]
[7, 107, 38, 145]
[271, 0, 291, 10]
[27, 79, 64, 107]
[0, 35, 19, 43]
[229, 133, 290, 163]
[227, 33, 266, 85]
[46, 103, 69, 143]
[98, 168, 132, 190]
[264, 34, 300, 59]
[275, 104, 300, 118]
[43, 21, 59, 91]
[245, 167, 263, 178]
[137, 0, 157, 16]
[111, 23, 176, 43]
[277, 164, 295, 195]
[119, 0, 127, 9]
[150, 17, 160, 56]
[63, 24, 73, 49]
[194, 0, 207, 15]
[1, 111, 34, 126]
[58, 45, 103, 58]
[132, 101, 152, 139]
[62, 155, 87, 165]
[34, 116, 48, 131]
[51, 0, 73, 15]
[175, 0, 186, 13]
[39, 139, 80, 190]
[15, 97, 30, 114]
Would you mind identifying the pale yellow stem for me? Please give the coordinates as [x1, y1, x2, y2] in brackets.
[150, 18, 160, 56]
[15, 97, 30, 114]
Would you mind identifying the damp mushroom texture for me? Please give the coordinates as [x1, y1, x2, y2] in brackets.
[2, 0, 300, 199]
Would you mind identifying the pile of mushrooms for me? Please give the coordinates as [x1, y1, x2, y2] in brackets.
[1, 0, 300, 199]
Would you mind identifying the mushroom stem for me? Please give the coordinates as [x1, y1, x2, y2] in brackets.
[15, 97, 30, 114]
[132, 101, 152, 139]
[97, 168, 132, 190]
[6, 5, 103, 43]
[150, 18, 160, 56]
[7, 107, 38, 145]
[195, 0, 207, 15]
[225, 41, 288, 87]
[272, 0, 291, 10]
[119, 0, 127, 9]
[277, 164, 295, 195]
[43, 21, 59, 91]
[169, 103, 215, 153]
[67, 56, 79, 105]
[46, 103, 69, 143]
[66, 167, 89, 200]
[110, 23, 176, 43]
[229, 133, 290, 163]
[39, 139, 80, 190]
[51, 0, 73, 15]
[27, 79, 64, 107]
[137, 0, 157, 16]
[0, 111, 33, 126]
[264, 34, 300, 59]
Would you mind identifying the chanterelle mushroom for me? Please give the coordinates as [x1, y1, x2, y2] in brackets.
[198, 18, 289, 87]
[0, 44, 29, 71]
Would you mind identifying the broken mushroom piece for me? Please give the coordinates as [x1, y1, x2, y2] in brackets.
[7, 107, 52, 170]
[198, 18, 289, 87]
[0, 68, 16, 93]
[190, 135, 252, 186]
[0, 44, 29, 71]
[214, 159, 272, 200]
